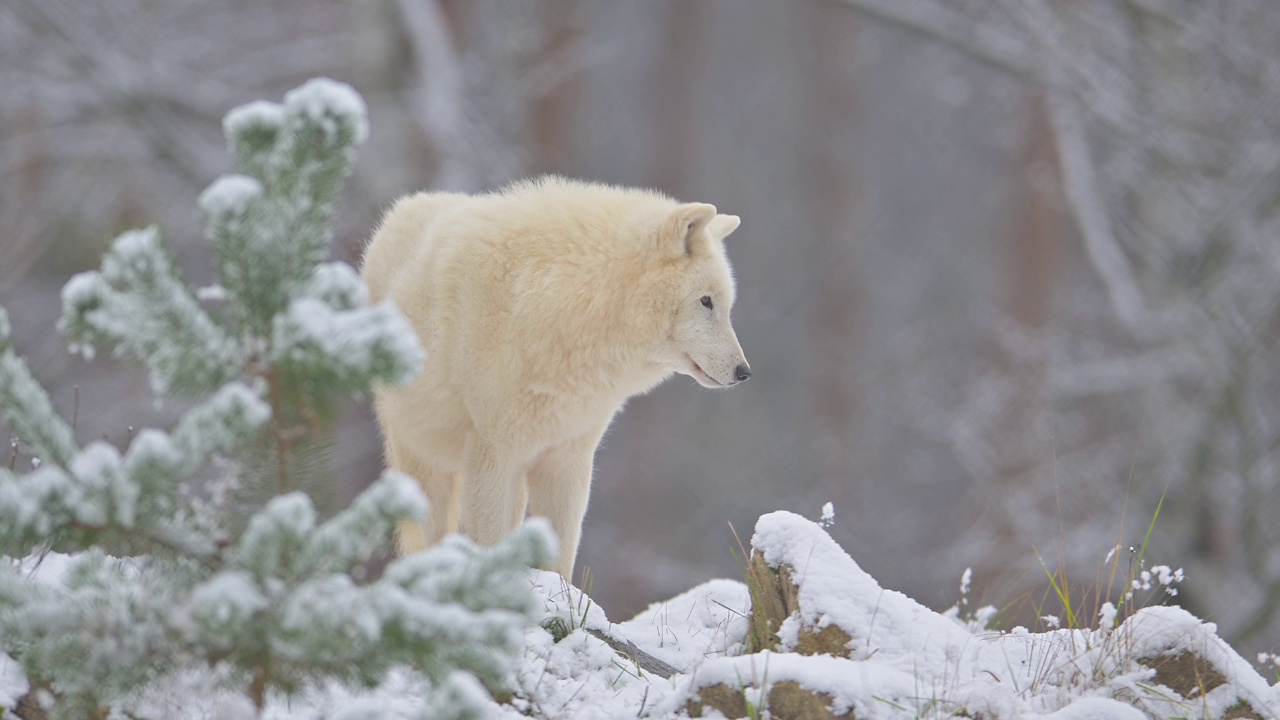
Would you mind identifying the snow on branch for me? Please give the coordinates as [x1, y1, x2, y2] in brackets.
[59, 227, 241, 397]
[301, 262, 371, 311]
[0, 439, 210, 559]
[272, 298, 425, 394]
[297, 471, 428, 576]
[213, 78, 371, 333]
[0, 308, 78, 468]
[168, 382, 271, 473]
[283, 78, 370, 147]
[223, 100, 287, 180]
[198, 174, 263, 222]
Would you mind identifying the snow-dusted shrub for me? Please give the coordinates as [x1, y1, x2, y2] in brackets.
[0, 79, 552, 719]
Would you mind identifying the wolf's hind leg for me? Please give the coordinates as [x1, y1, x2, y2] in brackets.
[387, 441, 460, 555]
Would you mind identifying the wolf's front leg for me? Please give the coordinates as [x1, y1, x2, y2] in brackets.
[528, 427, 608, 581]
[461, 437, 526, 547]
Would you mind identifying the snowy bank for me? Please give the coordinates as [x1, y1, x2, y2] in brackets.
[4, 512, 1277, 718]
[511, 511, 1279, 719]
[669, 511, 1278, 719]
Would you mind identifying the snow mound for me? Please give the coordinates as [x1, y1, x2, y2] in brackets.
[612, 577, 750, 673]
[665, 511, 1280, 719]
[6, 515, 1278, 718]
[508, 511, 1280, 719]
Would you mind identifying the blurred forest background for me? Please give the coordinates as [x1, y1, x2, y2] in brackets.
[3, 0, 1279, 656]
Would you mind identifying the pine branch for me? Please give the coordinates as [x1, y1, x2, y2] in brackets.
[217, 79, 370, 333]
[0, 309, 78, 468]
[296, 471, 427, 576]
[168, 382, 272, 474]
[59, 228, 240, 397]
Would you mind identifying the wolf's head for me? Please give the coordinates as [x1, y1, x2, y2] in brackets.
[651, 203, 751, 389]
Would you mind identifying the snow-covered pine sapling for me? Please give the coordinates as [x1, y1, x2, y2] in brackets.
[0, 78, 554, 719]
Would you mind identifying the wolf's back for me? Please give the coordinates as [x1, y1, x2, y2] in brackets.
[360, 191, 471, 303]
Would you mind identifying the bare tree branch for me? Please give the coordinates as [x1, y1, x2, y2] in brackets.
[833, 0, 1150, 334]
[394, 0, 477, 191]
[1046, 93, 1148, 334]
[826, 0, 1036, 80]
[392, 0, 538, 191]
[11, 0, 222, 185]
[1007, 0, 1137, 126]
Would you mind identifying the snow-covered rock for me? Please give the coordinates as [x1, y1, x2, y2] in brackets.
[668, 511, 1279, 720]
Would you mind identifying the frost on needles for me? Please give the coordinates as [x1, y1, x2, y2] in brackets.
[0, 78, 554, 719]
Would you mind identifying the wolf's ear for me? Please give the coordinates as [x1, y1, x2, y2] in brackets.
[661, 202, 717, 258]
[707, 214, 741, 241]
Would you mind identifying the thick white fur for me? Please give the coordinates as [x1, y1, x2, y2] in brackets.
[360, 176, 748, 578]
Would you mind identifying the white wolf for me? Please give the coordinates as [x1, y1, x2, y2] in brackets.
[361, 176, 750, 578]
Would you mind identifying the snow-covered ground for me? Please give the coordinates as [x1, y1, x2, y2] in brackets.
[4, 511, 1277, 719]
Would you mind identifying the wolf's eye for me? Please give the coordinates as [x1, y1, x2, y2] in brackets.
[700, 295, 713, 310]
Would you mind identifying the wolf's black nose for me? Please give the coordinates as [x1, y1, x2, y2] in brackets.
[734, 364, 752, 382]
